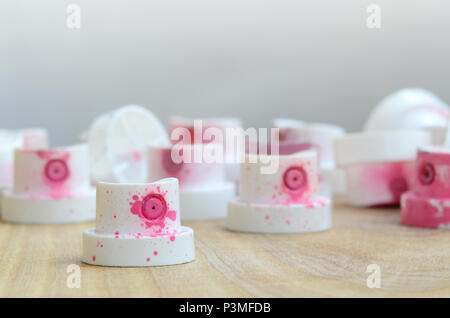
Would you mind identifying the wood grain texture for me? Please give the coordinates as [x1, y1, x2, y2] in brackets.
[0, 197, 449, 297]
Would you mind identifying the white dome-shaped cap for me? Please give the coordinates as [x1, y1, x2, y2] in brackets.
[364, 88, 450, 131]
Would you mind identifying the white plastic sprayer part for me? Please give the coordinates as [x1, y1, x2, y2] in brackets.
[334, 130, 432, 167]
[179, 183, 235, 221]
[0, 128, 49, 216]
[321, 168, 346, 195]
[0, 128, 49, 188]
[2, 194, 95, 224]
[239, 150, 319, 204]
[271, 119, 345, 171]
[0, 131, 23, 188]
[1, 144, 95, 224]
[82, 178, 195, 267]
[227, 198, 331, 233]
[364, 88, 450, 132]
[226, 149, 332, 233]
[147, 144, 226, 189]
[443, 124, 450, 150]
[169, 116, 243, 184]
[88, 105, 170, 183]
[17, 128, 49, 150]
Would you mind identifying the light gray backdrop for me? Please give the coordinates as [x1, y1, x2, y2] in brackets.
[2, 0, 450, 146]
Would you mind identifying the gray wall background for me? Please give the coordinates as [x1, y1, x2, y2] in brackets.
[2, 0, 450, 146]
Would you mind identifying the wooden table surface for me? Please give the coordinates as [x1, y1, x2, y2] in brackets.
[0, 197, 449, 297]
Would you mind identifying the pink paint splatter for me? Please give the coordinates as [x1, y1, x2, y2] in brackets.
[130, 191, 176, 231]
[166, 210, 177, 221]
[133, 151, 142, 162]
[30, 150, 75, 199]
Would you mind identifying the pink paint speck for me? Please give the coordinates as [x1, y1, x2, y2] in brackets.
[92, 256, 96, 262]
[170, 236, 175, 242]
[153, 251, 158, 256]
[146, 257, 150, 262]
[133, 151, 142, 162]
[166, 210, 177, 221]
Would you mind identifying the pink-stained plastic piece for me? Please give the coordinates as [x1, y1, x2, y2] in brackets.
[162, 148, 183, 174]
[226, 149, 332, 233]
[401, 192, 450, 228]
[239, 151, 318, 205]
[148, 144, 225, 189]
[0, 129, 49, 189]
[246, 140, 318, 156]
[94, 179, 180, 235]
[283, 167, 307, 191]
[278, 142, 317, 156]
[45, 159, 69, 182]
[401, 147, 450, 228]
[147, 143, 236, 221]
[171, 125, 213, 144]
[389, 176, 409, 202]
[344, 161, 415, 207]
[1, 144, 96, 224]
[141, 193, 167, 220]
[418, 162, 435, 185]
[169, 117, 243, 186]
[413, 147, 450, 198]
[272, 120, 345, 171]
[12, 145, 92, 199]
[170, 117, 241, 145]
[19, 128, 49, 150]
[82, 178, 195, 267]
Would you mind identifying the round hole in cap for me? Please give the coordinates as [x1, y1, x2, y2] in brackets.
[141, 193, 167, 220]
[44, 159, 69, 182]
[419, 162, 435, 185]
[283, 166, 307, 191]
